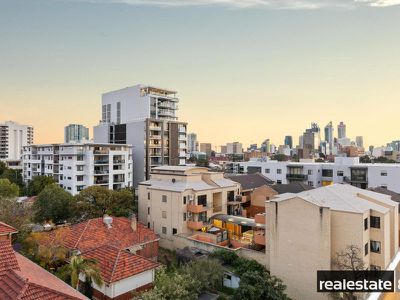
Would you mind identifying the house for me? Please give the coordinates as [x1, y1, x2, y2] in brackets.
[227, 173, 276, 217]
[38, 216, 160, 300]
[0, 222, 88, 300]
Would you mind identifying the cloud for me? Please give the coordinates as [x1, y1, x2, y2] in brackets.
[73, 0, 400, 9]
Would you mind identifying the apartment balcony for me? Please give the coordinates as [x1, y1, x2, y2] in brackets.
[254, 231, 266, 246]
[149, 126, 161, 131]
[187, 220, 206, 230]
[149, 135, 162, 139]
[286, 174, 308, 181]
[94, 170, 109, 175]
[187, 203, 209, 213]
[113, 159, 125, 164]
[94, 160, 109, 165]
[94, 150, 109, 155]
[95, 179, 109, 185]
[148, 143, 162, 148]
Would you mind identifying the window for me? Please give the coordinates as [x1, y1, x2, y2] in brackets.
[381, 171, 387, 176]
[67, 166, 72, 170]
[198, 195, 207, 206]
[370, 216, 380, 229]
[337, 170, 344, 176]
[162, 227, 167, 234]
[183, 213, 187, 221]
[198, 212, 207, 222]
[370, 241, 381, 253]
[67, 177, 71, 180]
[265, 168, 270, 174]
[77, 165, 84, 171]
[106, 104, 111, 123]
[147, 192, 150, 200]
[173, 228, 177, 235]
[162, 211, 167, 219]
[308, 170, 312, 175]
[365, 242, 369, 256]
[147, 222, 150, 228]
[162, 195, 167, 203]
[322, 169, 333, 177]
[183, 196, 187, 205]
[277, 169, 282, 174]
[76, 175, 84, 182]
[364, 218, 368, 230]
[277, 180, 282, 184]
[102, 105, 107, 122]
[308, 181, 313, 187]
[148, 207, 150, 215]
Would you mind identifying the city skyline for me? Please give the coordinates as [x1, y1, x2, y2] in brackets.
[1, 0, 400, 148]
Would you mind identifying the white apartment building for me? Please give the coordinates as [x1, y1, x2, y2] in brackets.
[0, 121, 33, 161]
[94, 84, 187, 187]
[22, 143, 133, 195]
[239, 156, 400, 193]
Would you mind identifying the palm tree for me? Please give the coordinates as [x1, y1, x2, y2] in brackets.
[70, 255, 103, 292]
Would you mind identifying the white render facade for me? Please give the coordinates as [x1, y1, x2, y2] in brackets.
[94, 84, 187, 187]
[239, 156, 400, 193]
[22, 143, 133, 195]
[0, 121, 33, 161]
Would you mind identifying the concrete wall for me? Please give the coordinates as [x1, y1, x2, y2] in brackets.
[267, 198, 331, 300]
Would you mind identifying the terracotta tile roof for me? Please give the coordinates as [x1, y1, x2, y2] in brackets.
[0, 222, 18, 236]
[0, 233, 87, 300]
[0, 241, 20, 275]
[82, 244, 159, 283]
[42, 217, 159, 252]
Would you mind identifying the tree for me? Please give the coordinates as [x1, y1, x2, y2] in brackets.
[0, 196, 32, 231]
[195, 159, 209, 168]
[24, 229, 69, 271]
[233, 271, 290, 300]
[373, 156, 396, 164]
[74, 186, 134, 220]
[70, 255, 103, 294]
[140, 268, 197, 300]
[0, 178, 19, 198]
[0, 169, 24, 191]
[33, 184, 74, 223]
[27, 175, 56, 196]
[0, 161, 6, 176]
[271, 154, 288, 162]
[332, 245, 365, 271]
[359, 155, 371, 163]
[181, 259, 224, 293]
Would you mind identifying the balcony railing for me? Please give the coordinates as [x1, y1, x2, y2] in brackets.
[187, 220, 206, 230]
[95, 179, 109, 184]
[187, 203, 209, 213]
[286, 174, 308, 181]
[94, 160, 109, 165]
[254, 231, 266, 245]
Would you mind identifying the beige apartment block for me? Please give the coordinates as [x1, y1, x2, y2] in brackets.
[138, 166, 240, 245]
[266, 184, 399, 300]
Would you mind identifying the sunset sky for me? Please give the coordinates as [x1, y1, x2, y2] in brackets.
[1, 0, 400, 150]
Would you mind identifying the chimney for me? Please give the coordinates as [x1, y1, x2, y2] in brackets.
[103, 215, 113, 229]
[131, 214, 137, 231]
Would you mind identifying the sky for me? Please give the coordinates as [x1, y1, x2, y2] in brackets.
[1, 0, 399, 150]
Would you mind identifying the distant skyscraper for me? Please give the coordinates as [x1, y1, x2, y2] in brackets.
[200, 143, 212, 157]
[247, 143, 258, 152]
[356, 136, 364, 148]
[227, 142, 243, 154]
[284, 136, 293, 149]
[187, 133, 198, 153]
[64, 124, 89, 143]
[338, 122, 346, 139]
[303, 123, 321, 152]
[0, 121, 33, 161]
[324, 121, 334, 154]
[261, 139, 270, 153]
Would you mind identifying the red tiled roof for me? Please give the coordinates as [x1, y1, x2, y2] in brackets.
[0, 236, 87, 300]
[0, 222, 18, 236]
[82, 244, 159, 283]
[0, 241, 19, 275]
[43, 217, 159, 252]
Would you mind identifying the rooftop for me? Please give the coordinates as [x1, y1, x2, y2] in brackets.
[271, 182, 314, 194]
[0, 222, 18, 236]
[82, 244, 159, 283]
[39, 217, 159, 252]
[273, 184, 397, 214]
[226, 173, 274, 191]
[0, 240, 87, 300]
